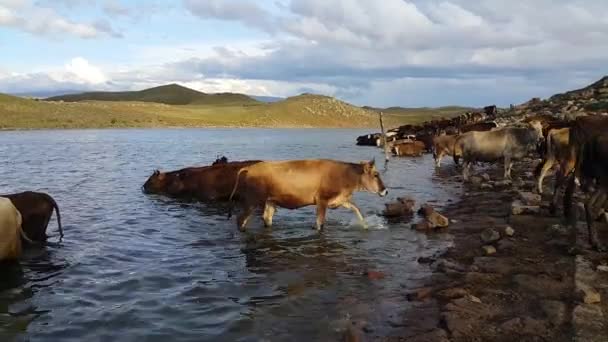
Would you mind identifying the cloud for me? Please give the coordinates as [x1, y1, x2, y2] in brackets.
[0, 0, 121, 38]
[102, 0, 131, 17]
[65, 57, 108, 84]
[183, 0, 275, 32]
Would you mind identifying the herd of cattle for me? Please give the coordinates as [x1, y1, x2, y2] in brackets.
[1, 109, 608, 263]
[358, 109, 608, 251]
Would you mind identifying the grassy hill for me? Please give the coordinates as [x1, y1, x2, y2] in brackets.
[0, 89, 473, 129]
[363, 105, 473, 124]
[46, 84, 259, 106]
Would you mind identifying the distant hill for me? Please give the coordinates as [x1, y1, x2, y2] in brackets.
[45, 84, 259, 106]
[251, 95, 284, 103]
[515, 75, 608, 116]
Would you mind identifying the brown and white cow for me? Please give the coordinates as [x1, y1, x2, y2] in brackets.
[432, 135, 459, 167]
[143, 160, 261, 201]
[536, 127, 573, 194]
[227, 159, 388, 231]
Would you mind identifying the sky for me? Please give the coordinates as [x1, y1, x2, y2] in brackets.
[0, 0, 607, 107]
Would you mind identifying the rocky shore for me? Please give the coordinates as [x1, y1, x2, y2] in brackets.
[340, 159, 608, 342]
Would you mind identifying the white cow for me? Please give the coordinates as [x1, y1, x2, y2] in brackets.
[0, 197, 26, 261]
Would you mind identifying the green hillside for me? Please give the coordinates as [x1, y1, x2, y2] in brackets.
[0, 91, 473, 129]
[45, 84, 259, 106]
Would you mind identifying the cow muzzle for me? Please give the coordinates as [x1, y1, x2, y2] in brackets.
[379, 189, 388, 197]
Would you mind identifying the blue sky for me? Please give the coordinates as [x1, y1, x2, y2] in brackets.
[1, 0, 607, 107]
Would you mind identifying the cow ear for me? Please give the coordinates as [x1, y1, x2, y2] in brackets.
[369, 158, 375, 167]
[153, 170, 160, 176]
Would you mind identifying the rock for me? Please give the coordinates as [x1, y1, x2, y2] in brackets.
[482, 245, 497, 255]
[365, 270, 386, 281]
[517, 191, 541, 206]
[576, 282, 601, 304]
[450, 219, 459, 224]
[427, 211, 449, 228]
[433, 259, 466, 273]
[504, 226, 515, 237]
[383, 197, 416, 217]
[548, 224, 569, 236]
[494, 179, 513, 187]
[407, 329, 449, 342]
[497, 239, 515, 251]
[480, 183, 494, 190]
[437, 287, 468, 300]
[481, 173, 491, 182]
[540, 300, 567, 325]
[524, 171, 534, 178]
[597, 265, 608, 273]
[468, 295, 482, 303]
[481, 228, 501, 243]
[413, 221, 433, 231]
[511, 200, 540, 215]
[469, 176, 483, 186]
[417, 203, 434, 217]
[407, 287, 433, 301]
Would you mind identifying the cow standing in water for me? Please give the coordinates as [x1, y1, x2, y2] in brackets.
[228, 159, 388, 231]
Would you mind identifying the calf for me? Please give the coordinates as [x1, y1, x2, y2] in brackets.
[432, 135, 458, 167]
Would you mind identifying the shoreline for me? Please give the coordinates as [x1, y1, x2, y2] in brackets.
[368, 160, 608, 341]
[0, 126, 381, 132]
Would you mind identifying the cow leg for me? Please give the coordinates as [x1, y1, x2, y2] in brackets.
[462, 161, 471, 181]
[262, 202, 276, 228]
[237, 206, 254, 232]
[342, 202, 367, 229]
[315, 202, 328, 231]
[585, 191, 606, 252]
[503, 155, 513, 180]
[537, 158, 554, 194]
[435, 151, 443, 168]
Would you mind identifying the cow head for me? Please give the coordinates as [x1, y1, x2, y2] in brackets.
[360, 159, 388, 197]
[528, 120, 544, 139]
[142, 169, 168, 193]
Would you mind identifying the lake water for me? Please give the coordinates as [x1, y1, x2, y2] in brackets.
[0, 129, 462, 341]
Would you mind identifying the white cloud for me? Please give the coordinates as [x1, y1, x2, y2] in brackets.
[0, 0, 120, 38]
[65, 57, 108, 84]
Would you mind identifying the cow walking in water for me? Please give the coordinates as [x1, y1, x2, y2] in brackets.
[228, 159, 388, 231]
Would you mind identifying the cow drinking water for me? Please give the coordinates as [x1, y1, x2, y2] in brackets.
[227, 159, 388, 231]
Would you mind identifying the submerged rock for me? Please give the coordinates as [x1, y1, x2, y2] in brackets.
[417, 203, 449, 228]
[383, 196, 416, 217]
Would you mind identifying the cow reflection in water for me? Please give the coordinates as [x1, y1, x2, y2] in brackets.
[228, 159, 387, 231]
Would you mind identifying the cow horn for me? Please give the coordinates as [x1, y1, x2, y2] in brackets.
[153, 169, 160, 176]
[370, 158, 375, 166]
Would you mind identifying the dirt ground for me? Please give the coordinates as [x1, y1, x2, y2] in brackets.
[354, 160, 608, 342]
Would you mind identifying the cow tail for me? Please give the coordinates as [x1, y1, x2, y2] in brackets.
[45, 193, 63, 238]
[227, 168, 248, 220]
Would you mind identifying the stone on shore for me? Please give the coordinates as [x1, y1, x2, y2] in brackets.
[504, 226, 515, 237]
[511, 200, 540, 215]
[517, 191, 541, 206]
[481, 228, 500, 243]
[482, 245, 497, 255]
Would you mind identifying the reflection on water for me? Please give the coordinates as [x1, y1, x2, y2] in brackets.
[0, 129, 461, 341]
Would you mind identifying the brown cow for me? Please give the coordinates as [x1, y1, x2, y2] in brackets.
[2, 191, 63, 243]
[143, 160, 261, 201]
[227, 159, 388, 231]
[576, 135, 608, 251]
[536, 128, 573, 194]
[432, 135, 458, 167]
[563, 116, 608, 250]
[459, 121, 498, 133]
[392, 141, 425, 157]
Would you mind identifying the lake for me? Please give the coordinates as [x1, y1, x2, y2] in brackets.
[0, 129, 462, 341]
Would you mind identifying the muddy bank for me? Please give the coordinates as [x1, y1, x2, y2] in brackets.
[355, 160, 608, 342]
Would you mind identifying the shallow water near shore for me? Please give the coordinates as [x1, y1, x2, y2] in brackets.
[0, 128, 462, 341]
